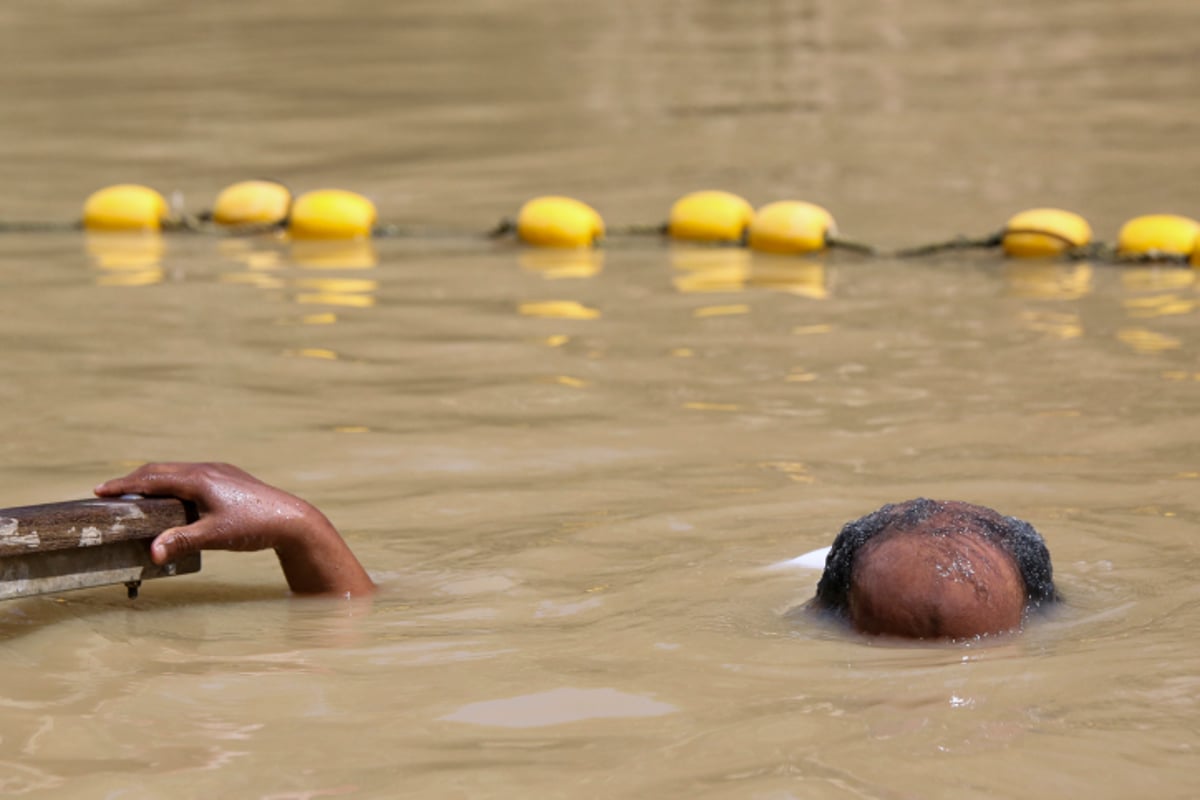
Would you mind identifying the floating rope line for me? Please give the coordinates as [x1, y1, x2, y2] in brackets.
[1107, 249, 1191, 266]
[488, 218, 666, 240]
[895, 232, 1004, 258]
[373, 222, 486, 240]
[825, 234, 877, 256]
[609, 222, 671, 237]
[0, 220, 82, 233]
[485, 218, 517, 239]
[3, 182, 1197, 267]
[895, 209, 1198, 266]
[174, 214, 283, 237]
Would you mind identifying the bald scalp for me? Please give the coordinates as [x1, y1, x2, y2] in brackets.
[811, 499, 1058, 640]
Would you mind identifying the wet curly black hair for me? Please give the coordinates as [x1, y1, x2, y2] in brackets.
[811, 498, 1058, 617]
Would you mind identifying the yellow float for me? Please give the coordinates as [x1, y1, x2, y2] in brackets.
[1117, 214, 1200, 258]
[747, 201, 835, 254]
[516, 196, 604, 248]
[82, 184, 169, 232]
[667, 190, 754, 243]
[1001, 208, 1092, 257]
[212, 180, 292, 226]
[289, 189, 377, 240]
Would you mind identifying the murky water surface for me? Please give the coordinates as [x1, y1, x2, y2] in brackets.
[1, 1, 1198, 797]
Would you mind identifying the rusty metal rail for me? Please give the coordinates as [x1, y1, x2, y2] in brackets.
[0, 497, 200, 601]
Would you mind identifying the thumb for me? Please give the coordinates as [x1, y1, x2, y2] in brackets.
[150, 518, 217, 564]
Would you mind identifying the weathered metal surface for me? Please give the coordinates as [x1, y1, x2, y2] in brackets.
[0, 497, 200, 600]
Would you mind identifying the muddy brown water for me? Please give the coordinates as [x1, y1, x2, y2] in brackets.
[1, 1, 1198, 797]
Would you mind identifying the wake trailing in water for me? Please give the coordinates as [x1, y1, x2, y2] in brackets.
[766, 546, 831, 571]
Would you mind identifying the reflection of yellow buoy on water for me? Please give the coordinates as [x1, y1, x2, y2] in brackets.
[519, 248, 604, 278]
[1117, 214, 1199, 258]
[667, 190, 754, 243]
[1004, 261, 1093, 300]
[517, 300, 601, 319]
[290, 239, 378, 269]
[216, 238, 283, 271]
[212, 180, 292, 226]
[1117, 327, 1181, 353]
[1001, 208, 1092, 257]
[85, 233, 165, 286]
[82, 184, 169, 232]
[750, 259, 828, 299]
[516, 196, 604, 248]
[289, 189, 377, 240]
[293, 276, 378, 308]
[748, 201, 835, 254]
[670, 246, 751, 293]
[1120, 267, 1196, 293]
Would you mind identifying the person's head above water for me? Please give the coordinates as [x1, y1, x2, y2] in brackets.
[810, 499, 1058, 640]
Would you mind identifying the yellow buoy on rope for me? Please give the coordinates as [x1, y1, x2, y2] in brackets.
[516, 196, 604, 248]
[747, 201, 835, 254]
[1117, 214, 1200, 258]
[82, 184, 169, 232]
[1001, 208, 1092, 258]
[667, 190, 754, 243]
[212, 180, 292, 226]
[289, 189, 377, 240]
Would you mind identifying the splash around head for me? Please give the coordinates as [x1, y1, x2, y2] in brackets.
[810, 499, 1058, 640]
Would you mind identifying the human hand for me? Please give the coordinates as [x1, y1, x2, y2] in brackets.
[95, 462, 374, 596]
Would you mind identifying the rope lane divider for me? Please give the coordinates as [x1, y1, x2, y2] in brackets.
[1, 182, 1197, 267]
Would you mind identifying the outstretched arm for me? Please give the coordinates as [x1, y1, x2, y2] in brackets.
[94, 462, 375, 597]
